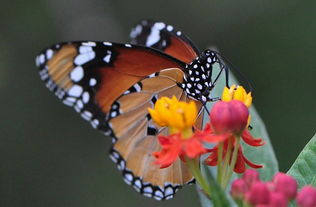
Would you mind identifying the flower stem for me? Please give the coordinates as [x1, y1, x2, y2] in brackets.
[186, 158, 211, 196]
[223, 136, 241, 188]
[217, 142, 224, 184]
[221, 138, 232, 188]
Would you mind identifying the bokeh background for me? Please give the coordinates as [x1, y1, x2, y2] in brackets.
[1, 0, 316, 206]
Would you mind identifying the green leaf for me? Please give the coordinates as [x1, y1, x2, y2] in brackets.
[287, 134, 316, 188]
[203, 66, 279, 181]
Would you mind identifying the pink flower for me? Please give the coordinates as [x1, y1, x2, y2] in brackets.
[245, 182, 271, 205]
[296, 185, 316, 207]
[269, 192, 288, 207]
[243, 169, 260, 188]
[231, 178, 248, 199]
[273, 172, 297, 199]
[210, 100, 249, 135]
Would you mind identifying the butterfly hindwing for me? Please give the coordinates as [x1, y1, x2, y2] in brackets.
[130, 20, 200, 64]
[108, 68, 205, 200]
[36, 41, 186, 135]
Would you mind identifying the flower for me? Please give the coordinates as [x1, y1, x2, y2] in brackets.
[296, 185, 316, 207]
[205, 137, 263, 173]
[269, 192, 288, 207]
[231, 178, 247, 199]
[148, 96, 197, 134]
[204, 85, 264, 174]
[149, 96, 209, 168]
[222, 84, 252, 107]
[242, 169, 260, 188]
[153, 133, 208, 168]
[273, 172, 297, 199]
[245, 182, 271, 205]
[210, 100, 249, 135]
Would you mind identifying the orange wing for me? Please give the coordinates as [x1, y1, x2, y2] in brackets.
[36, 41, 186, 134]
[130, 20, 199, 64]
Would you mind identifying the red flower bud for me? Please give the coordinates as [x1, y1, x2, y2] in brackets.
[269, 192, 288, 207]
[273, 172, 297, 199]
[296, 185, 316, 207]
[242, 169, 260, 188]
[246, 182, 271, 205]
[231, 178, 248, 199]
[210, 100, 249, 135]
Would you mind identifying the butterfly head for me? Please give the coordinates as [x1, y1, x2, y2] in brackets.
[182, 49, 222, 103]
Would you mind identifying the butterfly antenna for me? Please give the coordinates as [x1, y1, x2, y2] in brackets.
[213, 51, 254, 92]
[202, 102, 210, 115]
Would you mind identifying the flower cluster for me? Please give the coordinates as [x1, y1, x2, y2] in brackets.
[231, 169, 316, 207]
[148, 85, 265, 195]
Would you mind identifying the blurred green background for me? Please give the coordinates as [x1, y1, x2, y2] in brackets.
[1, 0, 315, 206]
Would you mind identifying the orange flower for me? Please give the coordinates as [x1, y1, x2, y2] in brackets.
[149, 96, 211, 168]
[153, 133, 208, 168]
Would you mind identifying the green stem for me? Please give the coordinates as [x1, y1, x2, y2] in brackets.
[221, 138, 232, 188]
[223, 136, 241, 188]
[186, 158, 211, 196]
[217, 142, 224, 184]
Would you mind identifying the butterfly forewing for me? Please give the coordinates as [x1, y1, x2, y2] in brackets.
[36, 41, 185, 133]
[130, 20, 199, 64]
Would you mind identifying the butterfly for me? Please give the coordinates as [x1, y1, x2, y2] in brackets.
[35, 20, 228, 200]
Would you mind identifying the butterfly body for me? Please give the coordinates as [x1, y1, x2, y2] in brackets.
[36, 20, 227, 200]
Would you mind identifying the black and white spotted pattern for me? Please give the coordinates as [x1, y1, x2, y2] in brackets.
[35, 41, 121, 137]
[109, 148, 195, 200]
[130, 20, 200, 55]
[180, 49, 225, 103]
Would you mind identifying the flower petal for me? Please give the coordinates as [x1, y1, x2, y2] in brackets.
[241, 130, 265, 146]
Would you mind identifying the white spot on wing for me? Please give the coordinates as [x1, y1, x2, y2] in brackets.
[82, 41, 96, 46]
[81, 110, 92, 121]
[39, 54, 45, 64]
[74, 52, 95, 65]
[167, 25, 173, 31]
[103, 42, 112, 46]
[89, 78, 97, 86]
[165, 187, 174, 196]
[79, 46, 93, 54]
[125, 173, 133, 181]
[70, 66, 84, 82]
[130, 25, 143, 38]
[46, 49, 53, 60]
[68, 85, 83, 97]
[103, 54, 111, 63]
[82, 92, 90, 103]
[134, 180, 142, 189]
[146, 22, 165, 47]
[143, 186, 153, 193]
[154, 190, 164, 198]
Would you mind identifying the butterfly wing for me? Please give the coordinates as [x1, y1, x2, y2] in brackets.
[130, 20, 200, 64]
[36, 41, 204, 200]
[36, 41, 185, 134]
[108, 68, 205, 200]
